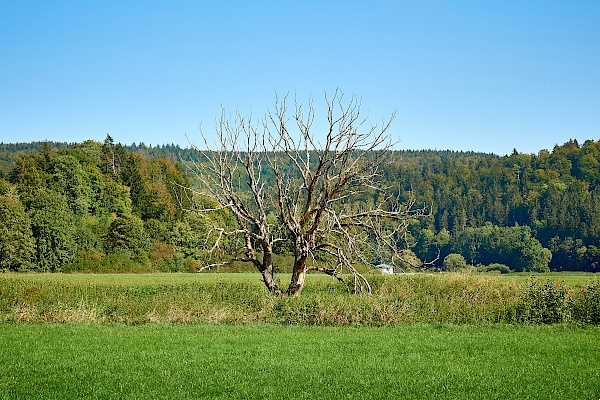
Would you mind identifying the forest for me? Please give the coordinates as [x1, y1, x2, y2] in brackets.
[0, 136, 599, 273]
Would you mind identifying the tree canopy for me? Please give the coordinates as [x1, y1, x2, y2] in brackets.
[1, 134, 599, 276]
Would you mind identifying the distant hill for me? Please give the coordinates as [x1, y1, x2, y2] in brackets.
[0, 139, 497, 176]
[0, 142, 71, 176]
[1, 136, 599, 272]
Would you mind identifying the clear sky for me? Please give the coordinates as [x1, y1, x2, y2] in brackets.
[1, 1, 598, 155]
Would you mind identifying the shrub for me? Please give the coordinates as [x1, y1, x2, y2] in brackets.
[519, 279, 570, 323]
[571, 281, 600, 324]
[483, 263, 511, 274]
[442, 253, 467, 271]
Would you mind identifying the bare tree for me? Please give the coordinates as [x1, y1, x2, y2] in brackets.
[181, 91, 427, 296]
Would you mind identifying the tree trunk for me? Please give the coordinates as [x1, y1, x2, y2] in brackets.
[261, 264, 282, 295]
[259, 249, 281, 295]
[287, 258, 307, 296]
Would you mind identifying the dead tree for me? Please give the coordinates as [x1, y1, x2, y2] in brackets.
[182, 91, 427, 296]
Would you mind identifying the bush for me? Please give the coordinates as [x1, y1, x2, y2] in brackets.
[571, 281, 600, 324]
[519, 279, 570, 324]
[442, 253, 467, 271]
[483, 263, 511, 274]
[65, 253, 149, 273]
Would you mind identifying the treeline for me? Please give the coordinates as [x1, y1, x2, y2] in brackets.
[0, 141, 184, 176]
[1, 137, 599, 273]
[0, 137, 222, 272]
[394, 139, 600, 272]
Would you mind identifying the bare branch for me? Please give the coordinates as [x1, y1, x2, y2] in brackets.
[181, 90, 426, 296]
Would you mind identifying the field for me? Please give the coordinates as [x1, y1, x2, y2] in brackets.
[1, 272, 599, 324]
[1, 323, 599, 399]
[1, 272, 599, 398]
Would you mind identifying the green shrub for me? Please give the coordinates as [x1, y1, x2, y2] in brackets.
[483, 263, 511, 274]
[65, 253, 149, 273]
[571, 281, 600, 324]
[442, 253, 467, 271]
[519, 279, 570, 323]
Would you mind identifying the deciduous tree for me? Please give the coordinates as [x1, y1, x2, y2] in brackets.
[0, 194, 35, 271]
[29, 190, 77, 271]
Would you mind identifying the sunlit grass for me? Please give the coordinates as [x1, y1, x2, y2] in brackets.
[1, 323, 599, 399]
[494, 271, 599, 289]
[1, 272, 598, 325]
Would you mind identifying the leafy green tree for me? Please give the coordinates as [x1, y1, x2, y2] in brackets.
[170, 219, 205, 261]
[521, 240, 552, 273]
[0, 195, 36, 271]
[101, 176, 133, 216]
[413, 226, 451, 265]
[29, 190, 77, 271]
[583, 245, 600, 272]
[452, 224, 551, 272]
[120, 153, 181, 221]
[73, 214, 111, 254]
[396, 249, 422, 270]
[547, 236, 600, 272]
[49, 154, 92, 215]
[106, 214, 151, 259]
[144, 218, 170, 242]
[72, 140, 104, 165]
[0, 178, 10, 195]
[9, 155, 48, 208]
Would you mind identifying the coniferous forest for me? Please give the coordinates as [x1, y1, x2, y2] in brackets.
[1, 136, 599, 273]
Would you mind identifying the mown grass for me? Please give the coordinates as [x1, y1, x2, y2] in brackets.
[1, 323, 599, 399]
[1, 272, 598, 325]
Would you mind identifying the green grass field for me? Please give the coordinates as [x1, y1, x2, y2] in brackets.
[1, 323, 599, 399]
[1, 272, 599, 398]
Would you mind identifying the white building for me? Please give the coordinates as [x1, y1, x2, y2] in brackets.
[375, 264, 394, 275]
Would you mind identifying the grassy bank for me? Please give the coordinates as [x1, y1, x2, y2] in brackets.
[1, 272, 598, 325]
[1, 323, 599, 399]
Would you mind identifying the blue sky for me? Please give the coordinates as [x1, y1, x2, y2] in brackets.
[1, 1, 598, 155]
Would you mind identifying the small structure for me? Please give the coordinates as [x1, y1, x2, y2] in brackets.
[375, 264, 395, 275]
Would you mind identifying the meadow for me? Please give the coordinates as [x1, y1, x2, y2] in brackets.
[1, 272, 599, 324]
[1, 272, 599, 399]
[1, 323, 600, 399]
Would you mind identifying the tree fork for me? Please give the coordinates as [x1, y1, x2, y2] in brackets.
[182, 90, 426, 296]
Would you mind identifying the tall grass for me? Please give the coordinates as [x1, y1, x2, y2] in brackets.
[1, 272, 598, 325]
